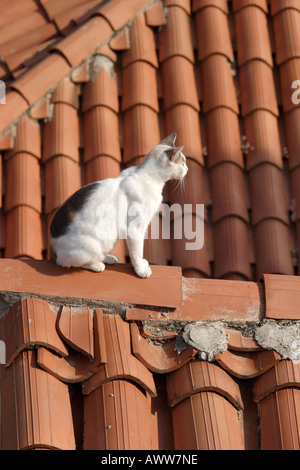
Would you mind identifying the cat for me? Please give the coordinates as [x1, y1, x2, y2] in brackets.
[49, 133, 188, 278]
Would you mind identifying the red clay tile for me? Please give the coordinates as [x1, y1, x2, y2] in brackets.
[291, 166, 300, 222]
[213, 217, 252, 280]
[85, 156, 121, 184]
[126, 277, 263, 322]
[41, 0, 92, 19]
[43, 103, 80, 162]
[51, 76, 79, 108]
[0, 297, 68, 366]
[83, 379, 154, 450]
[161, 57, 200, 111]
[209, 163, 249, 223]
[0, 10, 46, 45]
[109, 27, 130, 51]
[1, 350, 76, 450]
[0, 23, 57, 59]
[279, 58, 300, 113]
[5, 152, 42, 213]
[258, 388, 300, 450]
[0, 132, 14, 150]
[122, 14, 158, 68]
[271, 0, 300, 15]
[166, 0, 191, 13]
[122, 61, 159, 112]
[254, 360, 300, 401]
[192, 0, 228, 13]
[234, 6, 273, 66]
[249, 163, 290, 226]
[232, 0, 268, 13]
[57, 305, 94, 360]
[254, 220, 294, 276]
[0, 0, 37, 28]
[83, 107, 121, 163]
[243, 110, 284, 170]
[44, 156, 81, 214]
[167, 362, 244, 449]
[195, 6, 234, 61]
[37, 347, 93, 383]
[215, 349, 281, 379]
[201, 54, 239, 114]
[0, 259, 182, 307]
[123, 105, 160, 163]
[82, 315, 157, 397]
[9, 52, 70, 105]
[96, 43, 117, 62]
[53, 0, 101, 31]
[253, 361, 300, 450]
[51, 16, 112, 67]
[261, 273, 300, 319]
[5, 206, 43, 259]
[130, 322, 197, 373]
[145, 1, 166, 27]
[164, 105, 204, 164]
[71, 61, 90, 83]
[158, 6, 194, 63]
[82, 62, 119, 113]
[273, 8, 300, 65]
[206, 108, 244, 168]
[96, 0, 151, 31]
[226, 328, 262, 351]
[239, 61, 279, 117]
[284, 109, 300, 169]
[30, 96, 51, 120]
[5, 114, 41, 159]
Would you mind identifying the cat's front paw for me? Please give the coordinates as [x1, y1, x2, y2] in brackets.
[134, 259, 152, 278]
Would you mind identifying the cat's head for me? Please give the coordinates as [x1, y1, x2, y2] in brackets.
[140, 133, 188, 182]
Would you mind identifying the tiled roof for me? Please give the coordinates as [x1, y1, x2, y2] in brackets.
[0, 0, 300, 451]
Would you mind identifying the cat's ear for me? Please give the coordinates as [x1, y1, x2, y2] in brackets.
[159, 133, 177, 147]
[166, 145, 184, 161]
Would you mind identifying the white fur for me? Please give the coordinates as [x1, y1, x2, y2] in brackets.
[50, 136, 188, 278]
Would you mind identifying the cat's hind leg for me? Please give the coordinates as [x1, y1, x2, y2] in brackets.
[103, 254, 119, 264]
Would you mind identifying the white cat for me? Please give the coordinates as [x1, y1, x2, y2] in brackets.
[49, 133, 188, 278]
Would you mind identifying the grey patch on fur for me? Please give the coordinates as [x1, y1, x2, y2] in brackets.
[175, 321, 228, 362]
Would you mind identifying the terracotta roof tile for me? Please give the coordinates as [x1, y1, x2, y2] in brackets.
[232, 0, 268, 13]
[158, 6, 194, 63]
[213, 216, 252, 280]
[0, 90, 29, 134]
[201, 54, 239, 114]
[83, 107, 121, 162]
[206, 108, 244, 168]
[215, 349, 281, 379]
[145, 0, 166, 27]
[0, 297, 68, 367]
[193, 0, 228, 14]
[249, 163, 290, 226]
[122, 14, 158, 67]
[234, 5, 273, 66]
[4, 152, 42, 213]
[195, 6, 234, 61]
[164, 105, 204, 164]
[5, 206, 43, 259]
[254, 219, 294, 276]
[243, 110, 284, 170]
[85, 155, 121, 183]
[0, 350, 76, 449]
[0, 10, 47, 47]
[209, 163, 249, 223]
[122, 61, 159, 112]
[271, 0, 300, 15]
[5, 114, 41, 160]
[40, 0, 94, 19]
[51, 76, 80, 108]
[57, 305, 94, 359]
[166, 0, 191, 14]
[279, 58, 300, 112]
[161, 57, 200, 111]
[52, 0, 102, 31]
[273, 8, 300, 65]
[44, 156, 81, 215]
[261, 273, 300, 319]
[239, 61, 279, 117]
[0, 0, 38, 28]
[43, 102, 80, 163]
